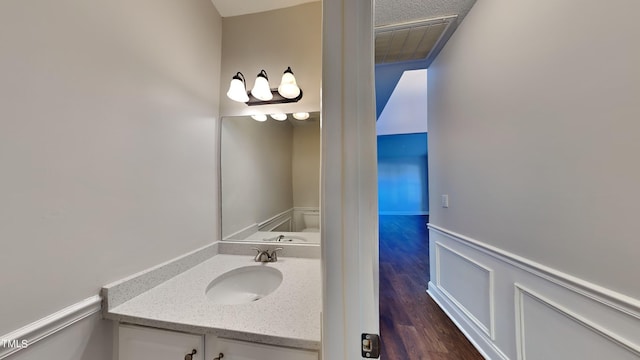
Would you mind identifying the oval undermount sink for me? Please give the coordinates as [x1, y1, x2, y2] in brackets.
[205, 266, 283, 304]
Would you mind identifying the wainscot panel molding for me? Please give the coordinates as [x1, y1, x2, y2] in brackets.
[515, 284, 640, 360]
[0, 295, 102, 359]
[428, 224, 640, 360]
[434, 241, 495, 339]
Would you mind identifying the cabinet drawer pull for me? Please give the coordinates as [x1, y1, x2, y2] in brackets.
[213, 353, 224, 360]
[184, 349, 197, 360]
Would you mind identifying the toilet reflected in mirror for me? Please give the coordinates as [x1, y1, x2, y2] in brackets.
[220, 112, 320, 244]
[301, 211, 319, 232]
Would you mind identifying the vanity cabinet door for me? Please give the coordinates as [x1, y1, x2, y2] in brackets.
[118, 324, 204, 360]
[205, 336, 318, 360]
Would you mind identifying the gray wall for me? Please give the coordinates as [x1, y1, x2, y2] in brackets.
[6, 315, 113, 360]
[292, 122, 321, 208]
[219, 2, 321, 117]
[221, 117, 293, 238]
[428, 0, 640, 299]
[0, 0, 222, 357]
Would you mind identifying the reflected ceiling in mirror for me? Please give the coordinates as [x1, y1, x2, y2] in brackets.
[221, 112, 320, 244]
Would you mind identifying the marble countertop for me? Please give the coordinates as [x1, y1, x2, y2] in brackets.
[104, 254, 322, 350]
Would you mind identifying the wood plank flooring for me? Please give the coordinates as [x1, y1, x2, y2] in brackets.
[379, 215, 484, 360]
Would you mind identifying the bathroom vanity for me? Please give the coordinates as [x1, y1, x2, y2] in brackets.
[102, 244, 321, 360]
[102, 111, 326, 360]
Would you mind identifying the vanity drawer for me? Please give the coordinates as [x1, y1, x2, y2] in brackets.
[118, 324, 204, 360]
[206, 336, 318, 360]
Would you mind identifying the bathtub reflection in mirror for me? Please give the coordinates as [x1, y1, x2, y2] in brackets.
[221, 112, 320, 244]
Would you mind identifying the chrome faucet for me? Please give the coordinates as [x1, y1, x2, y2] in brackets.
[262, 234, 291, 242]
[250, 247, 283, 262]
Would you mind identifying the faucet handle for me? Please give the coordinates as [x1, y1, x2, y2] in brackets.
[250, 247, 263, 262]
[269, 247, 284, 262]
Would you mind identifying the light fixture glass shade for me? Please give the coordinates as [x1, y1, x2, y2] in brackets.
[270, 113, 288, 121]
[277, 67, 300, 99]
[250, 70, 273, 101]
[226, 72, 249, 102]
[251, 114, 267, 122]
[292, 112, 310, 120]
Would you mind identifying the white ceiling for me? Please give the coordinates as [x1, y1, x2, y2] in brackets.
[211, 0, 476, 26]
[211, 0, 316, 17]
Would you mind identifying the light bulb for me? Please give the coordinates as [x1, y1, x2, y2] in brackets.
[270, 113, 288, 121]
[277, 67, 300, 99]
[293, 112, 310, 120]
[226, 72, 249, 102]
[251, 114, 267, 122]
[250, 70, 273, 101]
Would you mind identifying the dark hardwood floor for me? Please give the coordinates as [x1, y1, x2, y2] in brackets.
[379, 215, 484, 360]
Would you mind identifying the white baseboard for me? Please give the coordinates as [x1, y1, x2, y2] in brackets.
[0, 295, 102, 359]
[428, 224, 640, 360]
[378, 210, 429, 215]
[428, 284, 507, 360]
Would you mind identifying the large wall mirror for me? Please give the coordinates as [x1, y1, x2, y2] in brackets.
[221, 112, 320, 243]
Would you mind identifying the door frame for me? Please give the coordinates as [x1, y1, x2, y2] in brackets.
[321, 0, 379, 359]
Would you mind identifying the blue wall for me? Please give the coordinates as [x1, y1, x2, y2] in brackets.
[377, 133, 428, 214]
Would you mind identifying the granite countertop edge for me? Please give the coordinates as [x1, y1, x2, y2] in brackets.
[102, 253, 321, 352]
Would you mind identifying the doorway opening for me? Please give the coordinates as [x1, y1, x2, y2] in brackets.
[375, 66, 482, 358]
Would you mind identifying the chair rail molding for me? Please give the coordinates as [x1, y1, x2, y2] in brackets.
[0, 295, 102, 359]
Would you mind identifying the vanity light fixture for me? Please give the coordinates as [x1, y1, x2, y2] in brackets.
[226, 72, 250, 103]
[270, 113, 288, 121]
[250, 70, 273, 101]
[226, 67, 303, 106]
[292, 112, 310, 120]
[277, 67, 301, 99]
[251, 114, 268, 122]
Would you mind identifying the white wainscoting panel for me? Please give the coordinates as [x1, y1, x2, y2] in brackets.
[428, 224, 640, 360]
[515, 285, 640, 360]
[435, 242, 494, 339]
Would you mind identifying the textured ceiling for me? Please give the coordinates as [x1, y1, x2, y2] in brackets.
[375, 16, 456, 64]
[375, 0, 476, 27]
[211, 0, 475, 24]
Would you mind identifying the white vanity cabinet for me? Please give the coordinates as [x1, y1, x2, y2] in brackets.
[205, 336, 318, 360]
[117, 324, 319, 360]
[118, 324, 204, 360]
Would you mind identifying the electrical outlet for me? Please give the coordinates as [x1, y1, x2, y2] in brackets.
[441, 194, 449, 208]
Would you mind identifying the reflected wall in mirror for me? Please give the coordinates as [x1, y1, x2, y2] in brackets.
[221, 112, 320, 243]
